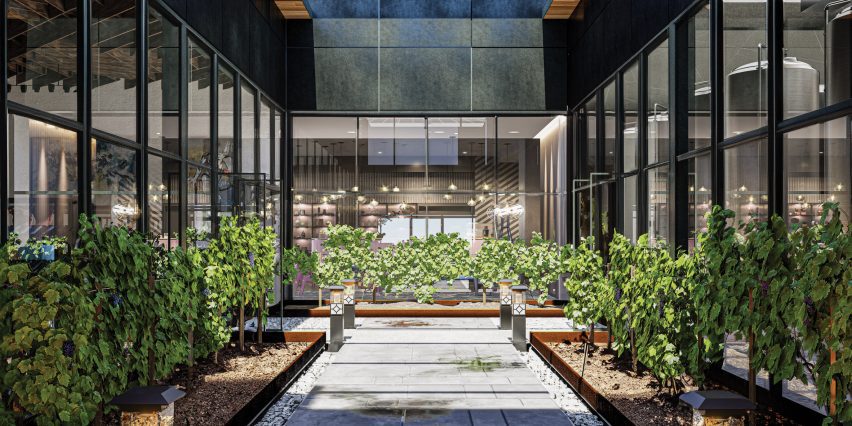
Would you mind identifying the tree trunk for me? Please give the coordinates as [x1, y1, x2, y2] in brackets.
[589, 323, 596, 348]
[239, 300, 245, 352]
[256, 300, 263, 344]
[318, 288, 323, 307]
[188, 326, 194, 381]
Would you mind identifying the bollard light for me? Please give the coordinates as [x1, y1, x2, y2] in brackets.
[342, 279, 357, 329]
[110, 385, 185, 426]
[679, 390, 755, 426]
[511, 285, 528, 351]
[328, 285, 345, 352]
[498, 279, 514, 330]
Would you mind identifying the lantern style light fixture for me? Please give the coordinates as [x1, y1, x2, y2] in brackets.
[110, 385, 186, 426]
[342, 273, 357, 329]
[328, 285, 345, 352]
[498, 279, 514, 330]
[679, 390, 755, 426]
[511, 285, 528, 352]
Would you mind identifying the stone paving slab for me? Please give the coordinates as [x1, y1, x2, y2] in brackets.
[284, 317, 573, 425]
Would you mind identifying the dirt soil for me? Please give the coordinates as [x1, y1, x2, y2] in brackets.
[546, 341, 802, 426]
[170, 342, 310, 425]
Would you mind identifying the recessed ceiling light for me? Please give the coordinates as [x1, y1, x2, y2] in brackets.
[434, 131, 445, 134]
[508, 131, 520, 134]
[462, 151, 468, 154]
[377, 151, 383, 154]
[347, 131, 356, 134]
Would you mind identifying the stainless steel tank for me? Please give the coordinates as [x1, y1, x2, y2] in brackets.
[826, 4, 851, 105]
[725, 57, 818, 131]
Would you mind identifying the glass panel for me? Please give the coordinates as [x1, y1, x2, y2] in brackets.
[273, 110, 282, 181]
[647, 165, 669, 246]
[92, 0, 136, 140]
[188, 37, 212, 165]
[147, 154, 181, 249]
[724, 139, 768, 225]
[688, 4, 711, 151]
[647, 39, 669, 164]
[584, 97, 597, 174]
[782, 1, 851, 118]
[603, 80, 616, 174]
[259, 98, 273, 179]
[623, 61, 640, 172]
[7, 0, 78, 120]
[7, 115, 78, 244]
[784, 115, 850, 226]
[240, 84, 256, 173]
[91, 139, 139, 228]
[147, 7, 180, 155]
[687, 153, 712, 251]
[427, 117, 459, 167]
[187, 166, 212, 232]
[621, 174, 639, 243]
[723, 0, 768, 138]
[217, 65, 235, 173]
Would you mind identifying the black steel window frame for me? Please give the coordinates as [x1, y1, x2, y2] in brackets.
[1, 0, 286, 246]
[569, 0, 851, 421]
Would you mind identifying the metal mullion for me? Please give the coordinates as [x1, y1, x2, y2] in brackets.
[1, 0, 8, 242]
[718, 129, 769, 150]
[710, 0, 724, 208]
[90, 129, 141, 149]
[235, 74, 242, 175]
[255, 87, 261, 181]
[777, 99, 852, 133]
[768, 0, 783, 220]
[211, 54, 219, 234]
[677, 146, 713, 162]
[615, 72, 625, 235]
[596, 89, 605, 175]
[79, 0, 92, 218]
[6, 102, 86, 132]
[139, 0, 149, 233]
[670, 21, 688, 251]
[285, 111, 294, 249]
[179, 23, 188, 247]
[637, 51, 648, 236]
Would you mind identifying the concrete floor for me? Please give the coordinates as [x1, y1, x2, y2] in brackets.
[285, 318, 573, 425]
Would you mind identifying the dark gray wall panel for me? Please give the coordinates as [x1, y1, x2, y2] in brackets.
[381, 19, 471, 47]
[315, 48, 379, 111]
[287, 48, 317, 110]
[313, 19, 378, 47]
[472, 48, 546, 111]
[472, 19, 543, 47]
[471, 0, 550, 18]
[304, 0, 379, 18]
[380, 48, 471, 111]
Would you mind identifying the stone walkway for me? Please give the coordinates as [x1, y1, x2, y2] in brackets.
[284, 318, 575, 425]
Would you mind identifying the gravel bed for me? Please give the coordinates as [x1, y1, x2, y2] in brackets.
[521, 350, 604, 426]
[253, 351, 335, 425]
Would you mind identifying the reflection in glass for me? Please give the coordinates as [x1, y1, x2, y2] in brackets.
[603, 80, 616, 174]
[784, 116, 850, 226]
[7, 1, 78, 119]
[259, 99, 273, 179]
[647, 40, 669, 164]
[148, 154, 181, 249]
[273, 110, 283, 181]
[647, 166, 669, 246]
[723, 0, 768, 137]
[241, 85, 256, 174]
[623, 62, 640, 172]
[7, 115, 78, 244]
[148, 7, 180, 154]
[218, 65, 235, 173]
[188, 37, 212, 165]
[92, 0, 136, 140]
[584, 98, 597, 174]
[188, 166, 212, 232]
[688, 5, 711, 151]
[91, 140, 138, 228]
[621, 175, 638, 243]
[724, 139, 768, 225]
[687, 153, 712, 251]
[783, 1, 851, 118]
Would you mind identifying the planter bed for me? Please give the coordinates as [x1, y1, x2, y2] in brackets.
[531, 332, 803, 426]
[165, 331, 324, 425]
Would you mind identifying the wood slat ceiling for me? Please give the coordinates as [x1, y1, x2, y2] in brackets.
[275, 0, 310, 19]
[544, 0, 579, 19]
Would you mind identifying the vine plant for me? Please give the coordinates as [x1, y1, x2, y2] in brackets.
[518, 232, 562, 304]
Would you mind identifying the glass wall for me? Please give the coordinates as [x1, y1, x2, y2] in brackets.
[6, 0, 79, 119]
[647, 40, 670, 165]
[188, 37, 212, 165]
[724, 139, 768, 225]
[92, 0, 137, 141]
[241, 85, 257, 174]
[687, 153, 712, 250]
[603, 80, 616, 175]
[218, 65, 236, 173]
[723, 0, 768, 137]
[647, 165, 669, 245]
[292, 115, 567, 300]
[688, 4, 711, 151]
[147, 7, 181, 155]
[6, 115, 78, 243]
[584, 98, 597, 175]
[91, 139, 139, 228]
[623, 61, 640, 173]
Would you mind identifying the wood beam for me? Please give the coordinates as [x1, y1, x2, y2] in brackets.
[275, 0, 310, 20]
[544, 0, 580, 20]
